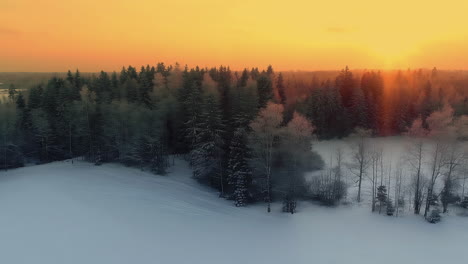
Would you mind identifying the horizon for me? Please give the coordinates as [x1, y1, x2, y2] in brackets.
[2, 66, 468, 74]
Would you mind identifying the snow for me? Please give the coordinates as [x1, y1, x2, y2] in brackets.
[0, 153, 467, 264]
[312, 136, 468, 204]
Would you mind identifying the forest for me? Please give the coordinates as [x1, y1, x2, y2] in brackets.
[1, 64, 468, 222]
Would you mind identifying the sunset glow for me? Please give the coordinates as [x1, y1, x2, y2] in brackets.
[1, 0, 468, 71]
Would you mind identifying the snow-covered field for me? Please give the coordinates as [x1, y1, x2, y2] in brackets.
[0, 139, 467, 264]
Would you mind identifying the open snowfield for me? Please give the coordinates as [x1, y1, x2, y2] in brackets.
[0, 138, 467, 264]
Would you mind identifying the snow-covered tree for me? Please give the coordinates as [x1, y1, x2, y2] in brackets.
[191, 93, 225, 196]
[281, 112, 315, 213]
[406, 117, 428, 137]
[426, 104, 455, 138]
[427, 208, 441, 223]
[227, 128, 252, 207]
[249, 102, 284, 212]
[0, 102, 22, 170]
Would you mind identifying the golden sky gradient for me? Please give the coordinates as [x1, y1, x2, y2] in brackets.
[1, 0, 468, 72]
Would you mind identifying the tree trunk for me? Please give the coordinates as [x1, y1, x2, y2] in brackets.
[69, 122, 73, 164]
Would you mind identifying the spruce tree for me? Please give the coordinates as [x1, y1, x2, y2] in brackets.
[277, 73, 286, 105]
[8, 84, 17, 101]
[461, 196, 468, 209]
[256, 74, 273, 109]
[386, 197, 395, 216]
[191, 93, 225, 195]
[377, 185, 387, 214]
[427, 208, 441, 223]
[227, 128, 252, 206]
[238, 69, 249, 87]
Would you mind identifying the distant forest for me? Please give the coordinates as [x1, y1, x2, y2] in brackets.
[1, 64, 468, 213]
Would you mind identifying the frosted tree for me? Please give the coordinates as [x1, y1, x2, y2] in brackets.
[250, 102, 284, 212]
[406, 117, 428, 137]
[282, 112, 315, 213]
[426, 105, 455, 138]
[454, 115, 468, 140]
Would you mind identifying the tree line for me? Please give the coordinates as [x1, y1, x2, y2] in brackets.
[1, 64, 467, 216]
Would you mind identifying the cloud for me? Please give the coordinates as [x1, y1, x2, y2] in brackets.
[0, 27, 21, 36]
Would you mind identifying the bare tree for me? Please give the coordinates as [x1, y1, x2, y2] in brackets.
[394, 159, 404, 217]
[461, 158, 468, 199]
[424, 142, 447, 218]
[348, 128, 371, 203]
[369, 148, 382, 212]
[441, 142, 465, 213]
[407, 140, 425, 214]
[334, 148, 345, 200]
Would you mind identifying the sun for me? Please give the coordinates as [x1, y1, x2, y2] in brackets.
[367, 41, 419, 69]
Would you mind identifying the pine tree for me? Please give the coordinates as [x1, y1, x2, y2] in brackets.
[8, 84, 17, 101]
[72, 70, 82, 101]
[66, 70, 74, 84]
[110, 71, 120, 101]
[125, 79, 139, 103]
[138, 66, 154, 107]
[191, 93, 225, 195]
[377, 185, 387, 214]
[184, 85, 203, 153]
[461, 196, 468, 209]
[441, 174, 456, 213]
[427, 208, 441, 223]
[336, 66, 355, 109]
[386, 197, 395, 216]
[238, 69, 249, 87]
[277, 73, 286, 105]
[227, 128, 252, 206]
[16, 93, 26, 109]
[256, 74, 273, 109]
[351, 86, 368, 128]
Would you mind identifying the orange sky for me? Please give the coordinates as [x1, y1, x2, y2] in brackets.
[1, 0, 468, 72]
